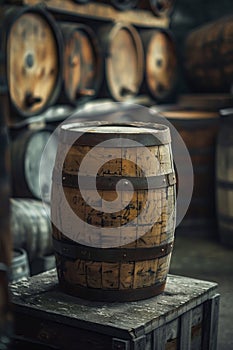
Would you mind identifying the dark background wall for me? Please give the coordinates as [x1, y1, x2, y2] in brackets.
[171, 0, 233, 94]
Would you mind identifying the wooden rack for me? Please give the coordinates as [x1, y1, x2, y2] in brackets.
[20, 0, 170, 27]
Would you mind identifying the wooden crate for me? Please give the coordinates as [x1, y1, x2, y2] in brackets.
[10, 269, 219, 350]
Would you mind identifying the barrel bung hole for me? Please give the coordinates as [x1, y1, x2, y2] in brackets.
[25, 53, 34, 69]
[156, 58, 163, 68]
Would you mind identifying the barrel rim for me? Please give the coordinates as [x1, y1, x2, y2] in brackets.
[59, 120, 171, 146]
[5, 5, 63, 118]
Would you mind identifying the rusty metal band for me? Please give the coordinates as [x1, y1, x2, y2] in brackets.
[53, 238, 173, 262]
[59, 279, 166, 302]
[54, 172, 176, 190]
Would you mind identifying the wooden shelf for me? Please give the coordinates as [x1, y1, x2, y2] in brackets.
[22, 0, 170, 28]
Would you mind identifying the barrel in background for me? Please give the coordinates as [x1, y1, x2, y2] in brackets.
[51, 118, 176, 302]
[11, 198, 53, 262]
[140, 29, 177, 102]
[6, 6, 62, 118]
[60, 22, 102, 105]
[216, 109, 233, 248]
[152, 106, 220, 236]
[184, 15, 233, 93]
[98, 22, 144, 101]
[10, 127, 57, 201]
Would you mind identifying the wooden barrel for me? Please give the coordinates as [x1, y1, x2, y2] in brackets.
[11, 198, 53, 261]
[10, 248, 30, 282]
[51, 118, 176, 302]
[140, 29, 177, 102]
[151, 106, 220, 236]
[216, 109, 233, 247]
[6, 6, 62, 117]
[11, 127, 57, 201]
[60, 22, 102, 105]
[178, 94, 233, 111]
[184, 15, 233, 93]
[98, 22, 144, 101]
[138, 0, 176, 17]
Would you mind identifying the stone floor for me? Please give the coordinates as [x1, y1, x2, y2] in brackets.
[170, 233, 233, 350]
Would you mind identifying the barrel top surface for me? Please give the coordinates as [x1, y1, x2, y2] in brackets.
[60, 121, 171, 146]
[11, 269, 218, 334]
[63, 124, 165, 134]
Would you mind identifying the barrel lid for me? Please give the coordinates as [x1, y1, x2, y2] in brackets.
[60, 120, 171, 147]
